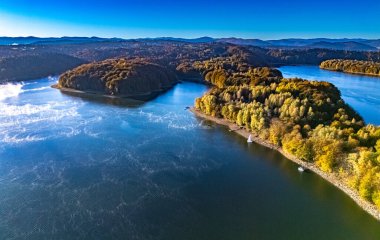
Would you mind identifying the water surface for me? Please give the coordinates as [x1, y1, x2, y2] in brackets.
[279, 65, 380, 125]
[0, 77, 379, 239]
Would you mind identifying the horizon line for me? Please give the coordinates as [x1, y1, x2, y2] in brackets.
[1, 35, 380, 41]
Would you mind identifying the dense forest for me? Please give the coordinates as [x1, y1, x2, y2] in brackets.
[259, 48, 380, 66]
[194, 64, 380, 210]
[0, 53, 86, 83]
[58, 58, 177, 98]
[320, 59, 380, 76]
[2, 40, 380, 82]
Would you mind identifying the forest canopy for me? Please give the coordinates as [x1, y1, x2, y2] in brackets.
[195, 64, 380, 210]
[58, 58, 178, 97]
[320, 59, 380, 76]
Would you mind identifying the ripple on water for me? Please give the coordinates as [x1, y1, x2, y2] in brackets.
[136, 109, 203, 131]
[0, 99, 83, 144]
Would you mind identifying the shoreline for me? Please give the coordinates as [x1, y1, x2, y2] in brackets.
[320, 67, 380, 78]
[190, 107, 380, 221]
[52, 83, 177, 101]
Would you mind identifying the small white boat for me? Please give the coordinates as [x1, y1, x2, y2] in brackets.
[247, 134, 253, 143]
[298, 166, 305, 172]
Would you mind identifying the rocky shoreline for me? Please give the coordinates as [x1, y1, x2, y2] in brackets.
[191, 107, 380, 221]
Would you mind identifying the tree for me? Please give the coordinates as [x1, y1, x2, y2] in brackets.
[269, 119, 287, 146]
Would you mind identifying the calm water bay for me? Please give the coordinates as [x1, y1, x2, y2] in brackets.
[0, 73, 380, 239]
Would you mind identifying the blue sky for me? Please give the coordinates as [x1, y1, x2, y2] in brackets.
[0, 0, 379, 39]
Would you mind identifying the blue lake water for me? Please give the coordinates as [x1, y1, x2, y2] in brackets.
[0, 75, 380, 239]
[279, 65, 380, 125]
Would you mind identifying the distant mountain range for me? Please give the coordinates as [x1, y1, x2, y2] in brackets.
[216, 38, 380, 51]
[1, 36, 379, 51]
[139, 37, 215, 43]
[305, 41, 377, 51]
[0, 36, 124, 46]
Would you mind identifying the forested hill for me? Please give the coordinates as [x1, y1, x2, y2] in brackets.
[259, 48, 380, 66]
[0, 53, 86, 83]
[320, 59, 380, 77]
[58, 58, 178, 100]
[195, 63, 380, 211]
[2, 40, 380, 83]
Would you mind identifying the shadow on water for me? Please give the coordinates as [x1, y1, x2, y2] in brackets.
[222, 122, 380, 218]
[54, 83, 181, 108]
[186, 117, 380, 239]
[55, 88, 146, 108]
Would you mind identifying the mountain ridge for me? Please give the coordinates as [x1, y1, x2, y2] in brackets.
[1, 36, 379, 51]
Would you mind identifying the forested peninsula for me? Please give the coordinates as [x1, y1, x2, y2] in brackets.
[193, 58, 380, 220]
[320, 59, 380, 77]
[57, 58, 178, 100]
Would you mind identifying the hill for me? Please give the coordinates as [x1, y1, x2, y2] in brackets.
[0, 53, 86, 83]
[306, 41, 377, 51]
[1, 40, 380, 83]
[57, 59, 178, 100]
[217, 38, 272, 47]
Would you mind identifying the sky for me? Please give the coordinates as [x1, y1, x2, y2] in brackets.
[0, 0, 379, 39]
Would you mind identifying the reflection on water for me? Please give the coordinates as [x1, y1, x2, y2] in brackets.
[58, 89, 146, 108]
[0, 77, 379, 239]
[279, 65, 380, 125]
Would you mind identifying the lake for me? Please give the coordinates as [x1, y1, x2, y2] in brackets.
[0, 72, 380, 239]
